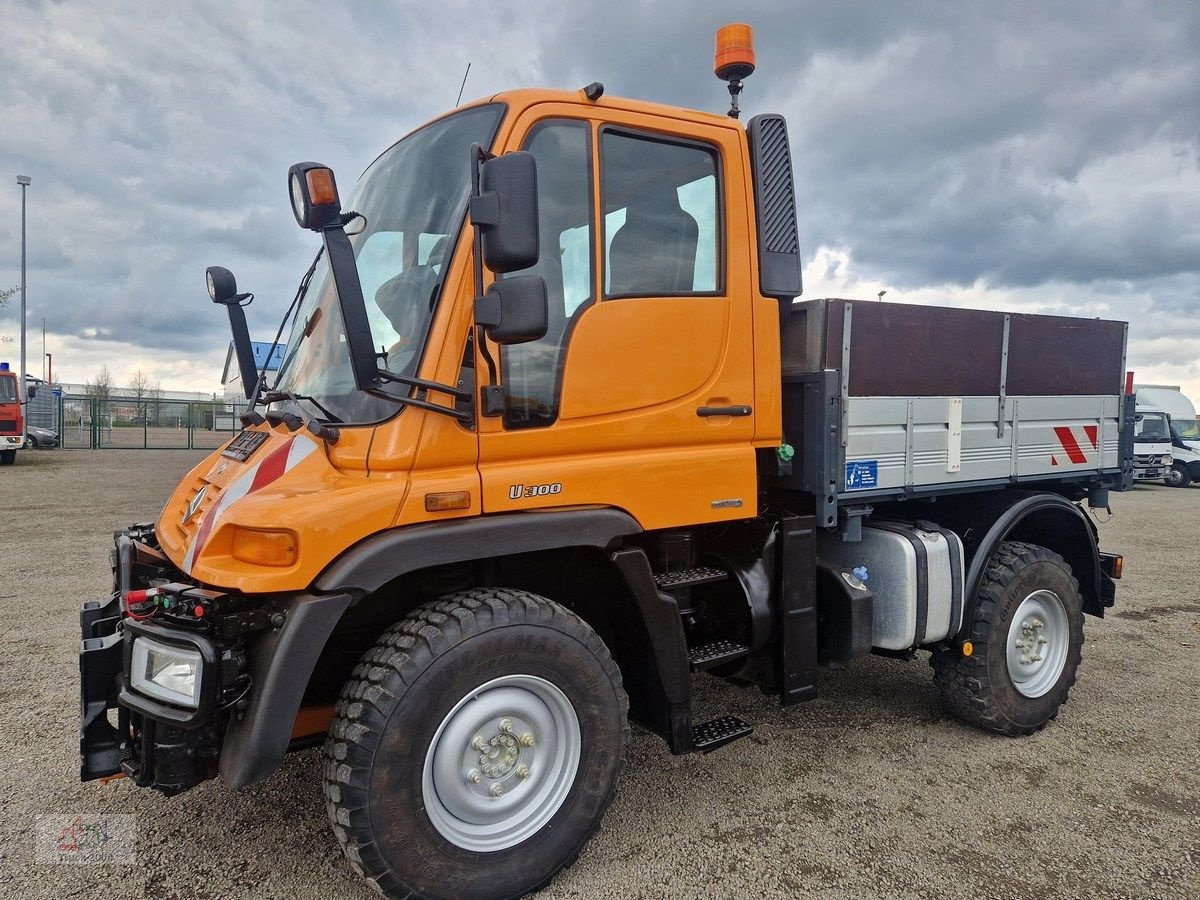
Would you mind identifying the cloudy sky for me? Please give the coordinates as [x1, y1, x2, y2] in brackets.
[1, 0, 1197, 399]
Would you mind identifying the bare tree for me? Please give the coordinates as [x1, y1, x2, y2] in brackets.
[129, 369, 151, 422]
[149, 381, 165, 426]
[0, 286, 19, 307]
[84, 365, 113, 401]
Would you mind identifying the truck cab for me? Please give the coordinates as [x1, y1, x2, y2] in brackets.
[78, 33, 1129, 900]
[0, 363, 23, 465]
[1135, 385, 1200, 487]
[1132, 407, 1173, 482]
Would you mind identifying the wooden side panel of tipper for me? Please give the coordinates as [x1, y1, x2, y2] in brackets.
[778, 299, 1130, 527]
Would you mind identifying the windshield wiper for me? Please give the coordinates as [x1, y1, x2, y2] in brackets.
[261, 390, 343, 444]
[241, 249, 324, 426]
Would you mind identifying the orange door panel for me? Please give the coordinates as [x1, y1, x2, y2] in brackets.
[477, 104, 759, 531]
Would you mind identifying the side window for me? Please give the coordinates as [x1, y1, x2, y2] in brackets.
[502, 121, 594, 429]
[601, 130, 721, 296]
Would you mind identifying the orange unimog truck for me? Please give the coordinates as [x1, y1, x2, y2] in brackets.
[80, 26, 1131, 900]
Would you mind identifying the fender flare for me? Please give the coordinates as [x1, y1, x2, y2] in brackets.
[314, 508, 642, 594]
[931, 490, 1104, 639]
[221, 508, 641, 788]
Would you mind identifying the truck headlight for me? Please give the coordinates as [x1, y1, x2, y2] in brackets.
[130, 637, 203, 708]
[1161, 455, 1173, 465]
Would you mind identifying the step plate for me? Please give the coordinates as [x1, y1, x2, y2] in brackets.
[654, 566, 727, 590]
[688, 640, 750, 671]
[692, 715, 753, 753]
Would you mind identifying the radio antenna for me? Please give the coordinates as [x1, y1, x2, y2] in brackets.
[456, 62, 472, 106]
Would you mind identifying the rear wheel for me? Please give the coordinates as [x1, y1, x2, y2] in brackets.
[323, 588, 629, 900]
[1164, 463, 1191, 488]
[931, 541, 1084, 736]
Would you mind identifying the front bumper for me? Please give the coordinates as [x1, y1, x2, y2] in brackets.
[78, 530, 249, 794]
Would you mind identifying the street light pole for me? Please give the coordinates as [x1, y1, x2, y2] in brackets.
[41, 317, 46, 381]
[17, 175, 30, 402]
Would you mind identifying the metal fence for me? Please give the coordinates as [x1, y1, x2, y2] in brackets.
[57, 396, 248, 450]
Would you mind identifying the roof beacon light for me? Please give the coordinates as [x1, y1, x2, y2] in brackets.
[714, 23, 756, 119]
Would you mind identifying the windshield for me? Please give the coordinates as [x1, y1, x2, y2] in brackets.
[1135, 412, 1170, 441]
[0, 376, 15, 403]
[272, 103, 504, 422]
[1172, 418, 1200, 441]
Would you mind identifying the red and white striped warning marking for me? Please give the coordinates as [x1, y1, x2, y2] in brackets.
[1050, 425, 1098, 466]
[183, 435, 318, 573]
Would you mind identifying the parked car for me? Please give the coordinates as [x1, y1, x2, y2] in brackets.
[25, 425, 59, 449]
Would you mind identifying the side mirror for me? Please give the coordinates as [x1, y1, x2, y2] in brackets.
[471, 152, 540, 273]
[475, 275, 548, 345]
[206, 266, 259, 399]
[27, 385, 36, 400]
[288, 162, 343, 230]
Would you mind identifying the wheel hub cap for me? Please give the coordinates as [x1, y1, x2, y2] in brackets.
[422, 674, 581, 852]
[1006, 589, 1070, 698]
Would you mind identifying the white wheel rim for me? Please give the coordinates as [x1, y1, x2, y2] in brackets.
[421, 674, 581, 852]
[1006, 589, 1070, 698]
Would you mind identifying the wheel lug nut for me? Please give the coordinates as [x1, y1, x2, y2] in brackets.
[467, 769, 481, 784]
[517, 765, 530, 779]
[491, 784, 504, 797]
[499, 719, 513, 733]
[520, 733, 535, 747]
[472, 736, 487, 751]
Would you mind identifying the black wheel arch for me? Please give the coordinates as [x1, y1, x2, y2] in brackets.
[221, 508, 697, 787]
[919, 489, 1107, 637]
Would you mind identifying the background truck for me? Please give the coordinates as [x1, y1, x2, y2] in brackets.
[1135, 384, 1200, 487]
[0, 362, 25, 464]
[79, 25, 1129, 900]
[1131, 406, 1174, 482]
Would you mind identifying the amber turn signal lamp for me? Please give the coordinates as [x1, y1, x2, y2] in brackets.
[714, 23, 756, 81]
[1111, 555, 1124, 579]
[232, 527, 298, 567]
[306, 168, 338, 207]
[425, 491, 472, 512]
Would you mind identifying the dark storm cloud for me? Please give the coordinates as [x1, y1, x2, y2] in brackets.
[0, 0, 1196, 387]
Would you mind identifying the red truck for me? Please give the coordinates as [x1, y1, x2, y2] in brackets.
[0, 362, 23, 465]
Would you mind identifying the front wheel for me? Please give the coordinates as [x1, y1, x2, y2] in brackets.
[1164, 463, 1191, 488]
[931, 541, 1084, 736]
[323, 588, 629, 900]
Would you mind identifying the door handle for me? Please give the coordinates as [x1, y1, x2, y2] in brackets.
[696, 405, 752, 417]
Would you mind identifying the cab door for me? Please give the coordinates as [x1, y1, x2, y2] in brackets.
[477, 105, 758, 530]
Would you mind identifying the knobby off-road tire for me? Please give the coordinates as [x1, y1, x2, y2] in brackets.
[323, 588, 630, 900]
[931, 541, 1084, 736]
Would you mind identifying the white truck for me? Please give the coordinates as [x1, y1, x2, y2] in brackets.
[1136, 385, 1200, 487]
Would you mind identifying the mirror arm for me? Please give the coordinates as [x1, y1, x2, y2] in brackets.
[375, 370, 472, 402]
[469, 143, 502, 412]
[366, 386, 473, 423]
[320, 225, 382, 394]
[222, 301, 259, 401]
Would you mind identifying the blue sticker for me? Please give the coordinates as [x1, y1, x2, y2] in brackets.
[845, 460, 878, 490]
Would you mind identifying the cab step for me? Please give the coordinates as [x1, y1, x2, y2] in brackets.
[688, 640, 750, 671]
[653, 566, 727, 591]
[692, 715, 753, 752]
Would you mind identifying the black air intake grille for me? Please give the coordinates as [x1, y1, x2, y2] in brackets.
[753, 116, 800, 254]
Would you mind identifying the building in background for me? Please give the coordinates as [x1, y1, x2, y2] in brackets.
[221, 341, 285, 400]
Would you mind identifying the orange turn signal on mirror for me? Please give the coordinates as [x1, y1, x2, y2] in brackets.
[231, 527, 298, 567]
[425, 491, 471, 512]
[305, 168, 338, 206]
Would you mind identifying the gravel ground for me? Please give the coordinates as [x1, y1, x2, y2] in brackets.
[2, 450, 1197, 899]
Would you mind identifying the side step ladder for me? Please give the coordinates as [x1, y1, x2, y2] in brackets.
[691, 715, 753, 752]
